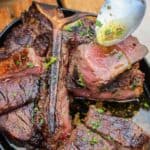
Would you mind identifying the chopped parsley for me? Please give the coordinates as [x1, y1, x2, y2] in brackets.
[105, 135, 113, 141]
[97, 108, 104, 114]
[27, 62, 34, 68]
[144, 102, 150, 109]
[79, 31, 86, 36]
[34, 107, 39, 113]
[116, 27, 124, 36]
[64, 20, 83, 32]
[45, 56, 57, 69]
[15, 60, 20, 66]
[91, 121, 101, 130]
[32, 106, 40, 124]
[105, 29, 113, 36]
[39, 117, 45, 126]
[90, 137, 98, 145]
[77, 73, 86, 88]
[79, 26, 94, 38]
[96, 20, 103, 28]
[117, 52, 124, 60]
[75, 20, 83, 27]
[64, 26, 73, 32]
[130, 78, 140, 90]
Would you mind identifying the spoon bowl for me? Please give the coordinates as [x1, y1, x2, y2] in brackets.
[96, 0, 146, 46]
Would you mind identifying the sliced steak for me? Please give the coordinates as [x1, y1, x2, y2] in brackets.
[65, 17, 147, 101]
[68, 63, 145, 101]
[69, 36, 148, 92]
[59, 124, 116, 150]
[85, 106, 149, 148]
[0, 75, 39, 115]
[0, 48, 44, 80]
[0, 103, 43, 147]
[3, 4, 52, 57]
[0, 104, 34, 142]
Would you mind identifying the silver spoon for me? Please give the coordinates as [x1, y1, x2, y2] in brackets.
[96, 0, 146, 46]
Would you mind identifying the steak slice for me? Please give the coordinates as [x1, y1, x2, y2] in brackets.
[3, 4, 52, 58]
[0, 75, 39, 115]
[0, 104, 34, 142]
[69, 36, 148, 92]
[85, 106, 149, 148]
[0, 48, 44, 80]
[59, 124, 116, 150]
[68, 63, 145, 101]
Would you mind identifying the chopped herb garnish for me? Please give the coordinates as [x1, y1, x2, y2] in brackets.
[34, 107, 39, 113]
[97, 108, 104, 114]
[64, 20, 83, 32]
[130, 78, 140, 90]
[91, 121, 100, 130]
[64, 25, 73, 32]
[117, 52, 124, 60]
[87, 27, 94, 37]
[32, 106, 40, 124]
[90, 137, 98, 145]
[27, 62, 34, 68]
[15, 60, 20, 66]
[96, 20, 103, 28]
[116, 27, 124, 36]
[77, 73, 86, 88]
[45, 56, 57, 69]
[105, 135, 113, 141]
[79, 31, 86, 36]
[75, 20, 83, 27]
[105, 29, 112, 35]
[79, 27, 94, 38]
[144, 102, 150, 109]
[39, 118, 44, 126]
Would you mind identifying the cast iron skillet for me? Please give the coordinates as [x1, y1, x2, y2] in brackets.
[0, 5, 149, 149]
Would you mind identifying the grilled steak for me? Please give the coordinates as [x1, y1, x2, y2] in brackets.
[0, 104, 35, 142]
[0, 75, 39, 115]
[68, 63, 145, 101]
[0, 48, 44, 80]
[68, 36, 148, 92]
[0, 3, 53, 115]
[65, 17, 147, 101]
[3, 4, 52, 58]
[85, 106, 149, 148]
[0, 3, 149, 149]
[59, 124, 116, 150]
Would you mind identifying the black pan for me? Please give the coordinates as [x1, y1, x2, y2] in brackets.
[0, 5, 149, 149]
